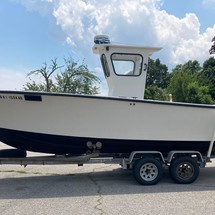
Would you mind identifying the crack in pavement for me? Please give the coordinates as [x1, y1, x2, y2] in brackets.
[88, 165, 113, 215]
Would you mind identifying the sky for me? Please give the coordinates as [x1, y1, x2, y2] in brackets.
[0, 0, 214, 93]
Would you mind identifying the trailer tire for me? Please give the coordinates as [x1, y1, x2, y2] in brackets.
[169, 156, 199, 184]
[133, 158, 163, 185]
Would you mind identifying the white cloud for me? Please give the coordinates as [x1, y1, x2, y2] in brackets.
[53, 0, 160, 41]
[153, 12, 214, 65]
[66, 36, 76, 47]
[51, 0, 214, 66]
[14, 0, 215, 68]
[15, 0, 55, 16]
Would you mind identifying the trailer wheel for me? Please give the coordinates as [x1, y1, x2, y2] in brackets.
[133, 158, 163, 185]
[169, 156, 199, 184]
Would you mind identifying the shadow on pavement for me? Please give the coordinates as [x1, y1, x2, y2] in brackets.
[1, 166, 215, 199]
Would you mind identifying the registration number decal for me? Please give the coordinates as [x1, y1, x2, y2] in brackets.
[0, 95, 23, 100]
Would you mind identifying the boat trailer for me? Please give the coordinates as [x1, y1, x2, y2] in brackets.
[0, 147, 213, 185]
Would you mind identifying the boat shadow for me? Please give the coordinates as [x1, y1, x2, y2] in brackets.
[1, 166, 215, 199]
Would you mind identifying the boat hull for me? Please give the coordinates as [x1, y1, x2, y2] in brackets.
[0, 128, 211, 155]
[0, 91, 215, 155]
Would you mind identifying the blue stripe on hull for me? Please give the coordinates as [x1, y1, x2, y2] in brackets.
[0, 128, 211, 155]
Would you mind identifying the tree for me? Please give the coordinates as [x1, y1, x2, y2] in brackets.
[209, 36, 215, 55]
[24, 80, 47, 92]
[25, 58, 63, 92]
[24, 57, 100, 95]
[168, 71, 193, 102]
[144, 58, 169, 101]
[144, 85, 168, 101]
[171, 60, 201, 75]
[54, 58, 100, 94]
[198, 57, 215, 99]
[186, 82, 213, 104]
[146, 58, 170, 89]
[168, 61, 213, 104]
[181, 60, 201, 74]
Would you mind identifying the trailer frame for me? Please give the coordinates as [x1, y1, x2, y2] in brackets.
[0, 147, 212, 185]
[0, 135, 215, 185]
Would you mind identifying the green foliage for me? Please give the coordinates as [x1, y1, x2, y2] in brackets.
[146, 57, 214, 104]
[24, 81, 46, 91]
[144, 86, 168, 101]
[198, 57, 215, 99]
[179, 60, 201, 74]
[144, 58, 169, 101]
[24, 57, 100, 95]
[188, 83, 213, 104]
[168, 63, 213, 104]
[25, 58, 62, 92]
[54, 58, 100, 94]
[209, 36, 215, 54]
[146, 58, 170, 89]
[168, 71, 193, 102]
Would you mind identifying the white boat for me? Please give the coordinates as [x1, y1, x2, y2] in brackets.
[0, 35, 215, 156]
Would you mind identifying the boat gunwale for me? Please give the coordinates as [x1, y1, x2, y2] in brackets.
[0, 90, 215, 109]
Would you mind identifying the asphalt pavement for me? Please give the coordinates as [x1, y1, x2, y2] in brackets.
[1, 142, 215, 215]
